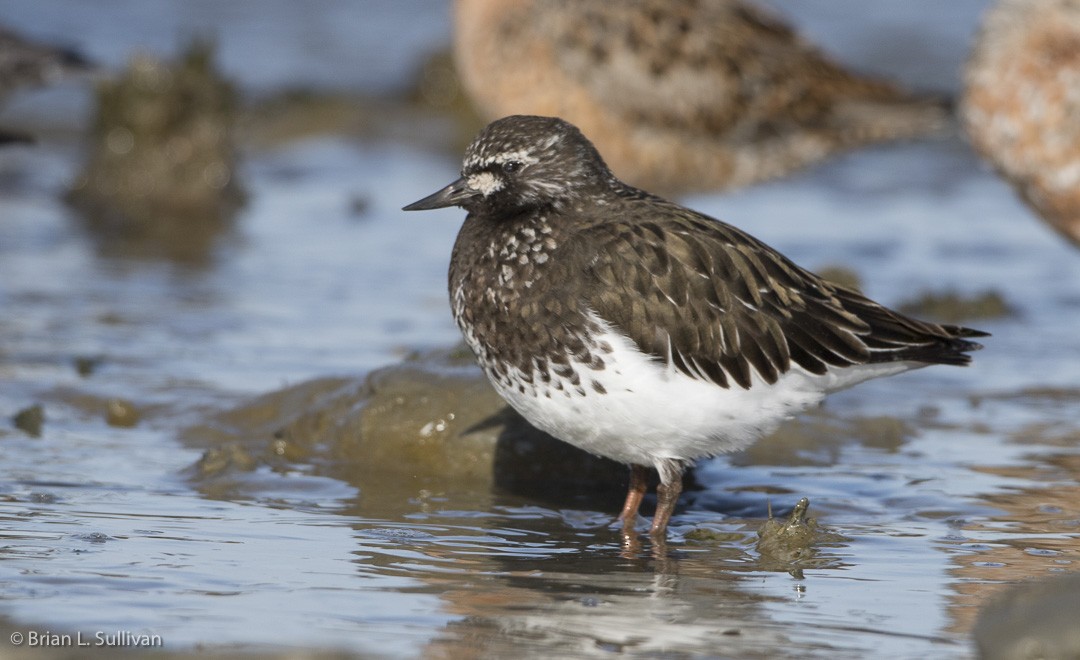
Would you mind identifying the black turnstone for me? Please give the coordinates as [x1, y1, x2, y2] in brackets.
[404, 115, 987, 539]
[454, 0, 948, 194]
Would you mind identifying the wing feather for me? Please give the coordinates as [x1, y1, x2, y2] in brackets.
[565, 200, 985, 389]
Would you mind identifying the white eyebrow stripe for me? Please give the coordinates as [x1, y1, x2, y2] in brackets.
[466, 149, 540, 170]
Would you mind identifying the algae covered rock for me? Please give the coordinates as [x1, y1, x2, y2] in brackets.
[66, 41, 244, 262]
[183, 347, 627, 502]
[756, 498, 817, 563]
[755, 498, 848, 574]
[897, 289, 1015, 324]
[12, 403, 44, 437]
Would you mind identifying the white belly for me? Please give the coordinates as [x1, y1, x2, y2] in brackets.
[483, 320, 918, 471]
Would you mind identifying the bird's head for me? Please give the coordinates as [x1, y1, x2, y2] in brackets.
[403, 115, 614, 215]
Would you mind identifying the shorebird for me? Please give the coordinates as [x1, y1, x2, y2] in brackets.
[0, 25, 89, 95]
[404, 115, 986, 539]
[0, 24, 92, 144]
[453, 0, 949, 194]
[962, 0, 1080, 248]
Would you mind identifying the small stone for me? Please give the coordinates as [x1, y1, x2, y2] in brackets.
[194, 443, 258, 477]
[74, 355, 103, 377]
[756, 497, 819, 566]
[105, 399, 139, 428]
[13, 404, 44, 437]
[684, 528, 744, 543]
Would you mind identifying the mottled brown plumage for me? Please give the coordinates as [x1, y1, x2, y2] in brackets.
[405, 115, 986, 539]
[455, 0, 949, 193]
[962, 0, 1080, 249]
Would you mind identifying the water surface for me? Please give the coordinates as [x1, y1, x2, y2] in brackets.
[2, 1, 1079, 657]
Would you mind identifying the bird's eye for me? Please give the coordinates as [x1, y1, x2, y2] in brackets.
[502, 160, 523, 174]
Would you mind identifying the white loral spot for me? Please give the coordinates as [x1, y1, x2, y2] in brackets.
[467, 171, 504, 197]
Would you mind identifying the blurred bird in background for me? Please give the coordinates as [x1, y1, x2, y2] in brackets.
[963, 0, 1080, 249]
[0, 24, 92, 144]
[454, 0, 950, 195]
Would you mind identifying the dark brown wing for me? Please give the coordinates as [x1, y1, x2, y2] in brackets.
[566, 202, 986, 389]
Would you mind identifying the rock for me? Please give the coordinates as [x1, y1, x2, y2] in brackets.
[756, 498, 817, 563]
[183, 347, 628, 503]
[12, 403, 44, 437]
[66, 40, 244, 263]
[816, 265, 864, 294]
[105, 398, 139, 427]
[897, 289, 1015, 324]
[73, 355, 103, 377]
[973, 572, 1080, 660]
[755, 498, 847, 574]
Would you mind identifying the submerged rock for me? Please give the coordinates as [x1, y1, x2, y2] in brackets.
[898, 289, 1015, 324]
[755, 498, 847, 574]
[66, 41, 244, 263]
[731, 411, 916, 468]
[105, 398, 139, 428]
[73, 355, 103, 377]
[758, 497, 812, 542]
[12, 403, 44, 437]
[756, 498, 816, 563]
[816, 265, 863, 294]
[183, 347, 628, 504]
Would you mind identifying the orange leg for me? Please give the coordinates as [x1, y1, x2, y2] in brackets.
[649, 473, 683, 538]
[618, 464, 649, 533]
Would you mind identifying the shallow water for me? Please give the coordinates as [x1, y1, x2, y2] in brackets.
[2, 1, 1080, 657]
